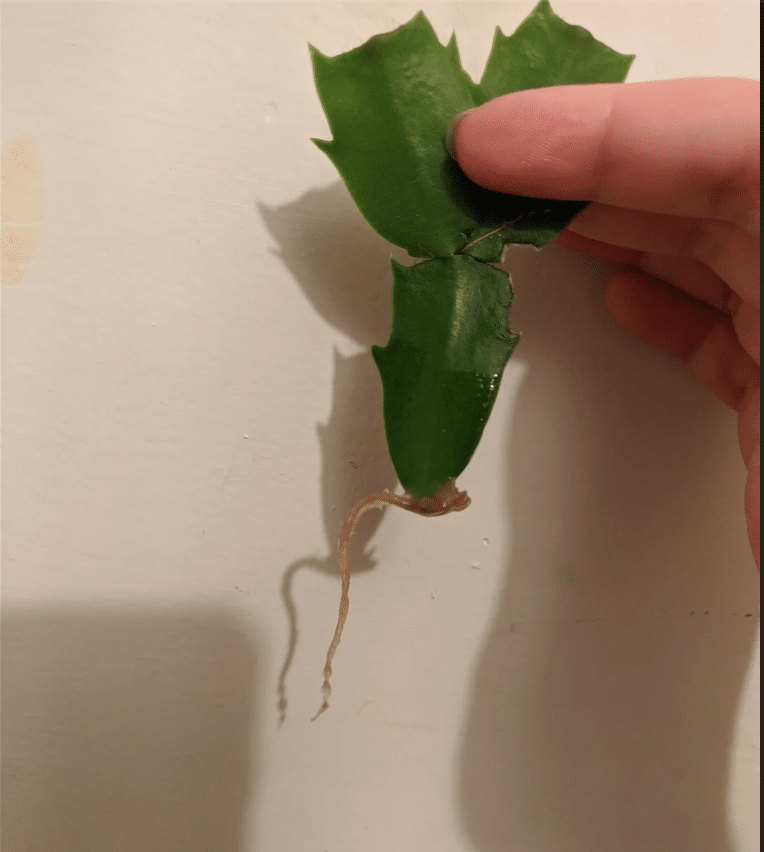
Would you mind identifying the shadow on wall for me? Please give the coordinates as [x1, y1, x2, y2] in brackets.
[2, 607, 257, 852]
[457, 244, 760, 852]
[260, 178, 759, 845]
[259, 183, 407, 722]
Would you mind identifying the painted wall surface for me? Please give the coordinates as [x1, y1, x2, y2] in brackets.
[2, 3, 759, 851]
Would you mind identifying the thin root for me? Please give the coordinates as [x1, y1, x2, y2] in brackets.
[312, 480, 470, 720]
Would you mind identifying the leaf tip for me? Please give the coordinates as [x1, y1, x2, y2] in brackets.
[407, 9, 440, 42]
[308, 42, 326, 62]
[370, 342, 387, 369]
[310, 137, 335, 155]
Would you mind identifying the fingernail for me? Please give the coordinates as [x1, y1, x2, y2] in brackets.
[445, 109, 474, 160]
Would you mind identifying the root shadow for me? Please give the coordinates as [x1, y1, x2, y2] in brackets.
[260, 183, 403, 722]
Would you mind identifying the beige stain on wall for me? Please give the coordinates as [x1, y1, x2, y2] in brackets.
[2, 136, 44, 285]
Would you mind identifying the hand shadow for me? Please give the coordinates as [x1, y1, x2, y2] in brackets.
[458, 243, 760, 852]
[2, 606, 257, 852]
[259, 182, 409, 722]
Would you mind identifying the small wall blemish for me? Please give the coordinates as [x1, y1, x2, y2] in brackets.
[1, 136, 44, 286]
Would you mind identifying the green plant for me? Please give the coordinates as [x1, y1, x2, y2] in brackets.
[310, 1, 634, 717]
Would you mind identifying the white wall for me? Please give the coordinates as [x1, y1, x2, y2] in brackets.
[2, 3, 759, 851]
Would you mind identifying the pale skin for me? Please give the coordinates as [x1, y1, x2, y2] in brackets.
[449, 77, 760, 569]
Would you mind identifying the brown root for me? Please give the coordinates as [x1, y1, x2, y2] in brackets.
[312, 480, 470, 720]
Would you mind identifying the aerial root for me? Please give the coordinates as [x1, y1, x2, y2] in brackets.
[312, 481, 470, 720]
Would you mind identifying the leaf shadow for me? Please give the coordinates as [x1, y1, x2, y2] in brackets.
[258, 183, 402, 721]
[259, 181, 408, 347]
[457, 243, 760, 852]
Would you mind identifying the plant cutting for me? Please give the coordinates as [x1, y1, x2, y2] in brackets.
[309, 0, 634, 718]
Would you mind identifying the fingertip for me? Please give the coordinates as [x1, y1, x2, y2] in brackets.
[450, 86, 613, 197]
[602, 271, 677, 351]
[604, 269, 720, 363]
[450, 79, 760, 227]
[744, 441, 760, 570]
[738, 389, 760, 467]
[445, 109, 474, 160]
[604, 270, 760, 413]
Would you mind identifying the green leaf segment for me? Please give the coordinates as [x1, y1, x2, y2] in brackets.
[373, 257, 520, 499]
[310, 1, 634, 498]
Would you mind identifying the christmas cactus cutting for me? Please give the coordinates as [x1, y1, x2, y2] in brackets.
[309, 0, 634, 718]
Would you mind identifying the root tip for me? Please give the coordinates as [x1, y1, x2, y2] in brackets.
[311, 699, 330, 721]
[311, 679, 332, 721]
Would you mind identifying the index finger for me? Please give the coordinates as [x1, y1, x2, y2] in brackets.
[452, 78, 761, 237]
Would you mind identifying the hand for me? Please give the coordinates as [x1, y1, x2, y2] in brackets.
[449, 78, 760, 568]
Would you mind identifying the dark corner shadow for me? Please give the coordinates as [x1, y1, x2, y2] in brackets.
[458, 244, 760, 852]
[2, 606, 258, 852]
[258, 182, 408, 722]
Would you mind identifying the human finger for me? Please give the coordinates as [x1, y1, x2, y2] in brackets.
[744, 433, 760, 569]
[738, 389, 760, 469]
[637, 253, 731, 315]
[739, 391, 760, 569]
[567, 202, 760, 304]
[728, 292, 761, 365]
[554, 230, 732, 313]
[452, 78, 760, 236]
[553, 229, 642, 265]
[604, 270, 760, 413]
